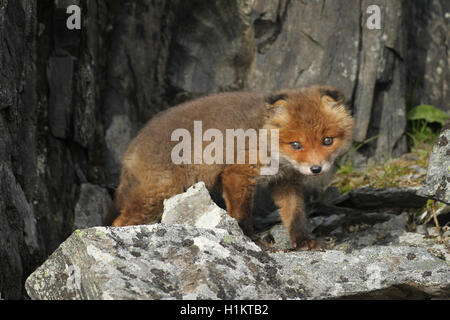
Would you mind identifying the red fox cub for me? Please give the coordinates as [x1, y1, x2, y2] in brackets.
[112, 86, 354, 250]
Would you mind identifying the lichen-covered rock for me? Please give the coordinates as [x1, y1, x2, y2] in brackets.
[272, 246, 450, 299]
[161, 182, 243, 236]
[26, 181, 450, 300]
[264, 211, 450, 264]
[417, 122, 450, 204]
[25, 224, 302, 300]
[25, 221, 450, 300]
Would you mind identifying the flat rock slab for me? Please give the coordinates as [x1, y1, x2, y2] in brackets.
[272, 246, 450, 299]
[161, 182, 243, 236]
[25, 224, 302, 300]
[25, 222, 450, 300]
[417, 123, 450, 204]
[336, 187, 427, 209]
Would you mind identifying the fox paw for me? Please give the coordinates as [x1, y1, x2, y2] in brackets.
[294, 238, 327, 251]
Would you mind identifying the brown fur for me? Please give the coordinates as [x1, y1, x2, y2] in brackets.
[112, 86, 354, 250]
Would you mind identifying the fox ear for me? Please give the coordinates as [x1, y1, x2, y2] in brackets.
[265, 93, 289, 124]
[318, 86, 345, 106]
[265, 93, 288, 106]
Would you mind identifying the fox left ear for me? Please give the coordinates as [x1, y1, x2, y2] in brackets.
[318, 86, 345, 107]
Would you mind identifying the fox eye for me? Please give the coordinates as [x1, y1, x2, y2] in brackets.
[323, 137, 334, 146]
[290, 142, 303, 150]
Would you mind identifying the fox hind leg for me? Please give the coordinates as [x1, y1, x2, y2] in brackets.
[221, 165, 259, 237]
[112, 170, 183, 227]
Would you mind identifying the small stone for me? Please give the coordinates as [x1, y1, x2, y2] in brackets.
[161, 182, 243, 236]
[417, 123, 450, 204]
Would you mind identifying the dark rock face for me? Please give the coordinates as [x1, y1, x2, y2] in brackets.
[405, 0, 450, 113]
[417, 122, 450, 204]
[0, 0, 449, 299]
[0, 0, 40, 300]
[103, 0, 182, 186]
[336, 187, 428, 210]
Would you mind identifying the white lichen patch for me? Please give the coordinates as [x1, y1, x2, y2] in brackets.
[194, 236, 230, 259]
[86, 244, 115, 264]
[195, 206, 223, 229]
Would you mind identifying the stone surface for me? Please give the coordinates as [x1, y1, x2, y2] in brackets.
[102, 0, 180, 186]
[161, 182, 243, 236]
[25, 184, 450, 300]
[353, 0, 408, 159]
[258, 208, 450, 266]
[337, 187, 428, 209]
[25, 218, 450, 300]
[25, 224, 302, 300]
[272, 246, 450, 299]
[0, 0, 42, 299]
[417, 123, 450, 204]
[73, 183, 113, 230]
[406, 0, 450, 112]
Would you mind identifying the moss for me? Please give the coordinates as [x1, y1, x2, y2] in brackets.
[223, 234, 235, 244]
[95, 230, 108, 239]
[74, 229, 86, 238]
[333, 143, 432, 194]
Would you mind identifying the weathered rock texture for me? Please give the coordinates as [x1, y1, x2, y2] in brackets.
[1, 0, 449, 299]
[336, 187, 427, 209]
[73, 183, 113, 230]
[274, 246, 450, 299]
[25, 224, 302, 300]
[417, 122, 450, 204]
[161, 182, 243, 236]
[406, 0, 450, 113]
[25, 183, 450, 300]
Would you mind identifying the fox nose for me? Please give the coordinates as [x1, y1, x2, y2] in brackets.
[310, 165, 322, 174]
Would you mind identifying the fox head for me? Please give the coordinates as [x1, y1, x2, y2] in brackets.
[264, 86, 354, 176]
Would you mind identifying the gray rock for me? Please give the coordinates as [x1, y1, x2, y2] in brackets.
[161, 182, 243, 236]
[265, 210, 450, 263]
[25, 222, 450, 300]
[25, 224, 302, 300]
[272, 246, 450, 299]
[104, 114, 134, 186]
[350, 0, 408, 159]
[26, 183, 450, 300]
[417, 123, 450, 205]
[395, 230, 450, 263]
[330, 212, 410, 251]
[253, 209, 281, 233]
[47, 53, 73, 139]
[340, 187, 427, 209]
[73, 183, 113, 230]
[167, 1, 253, 96]
[406, 0, 450, 113]
[102, 0, 178, 187]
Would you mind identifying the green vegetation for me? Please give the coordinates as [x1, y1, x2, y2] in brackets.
[332, 104, 449, 194]
[332, 143, 430, 194]
[407, 104, 449, 147]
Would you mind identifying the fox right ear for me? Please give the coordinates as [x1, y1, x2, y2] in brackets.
[265, 93, 289, 124]
[265, 93, 288, 105]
